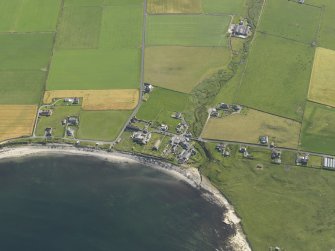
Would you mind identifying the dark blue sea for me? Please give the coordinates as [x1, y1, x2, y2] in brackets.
[0, 155, 234, 251]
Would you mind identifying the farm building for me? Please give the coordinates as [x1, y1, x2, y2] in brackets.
[39, 110, 53, 117]
[45, 128, 52, 137]
[67, 116, 79, 126]
[296, 154, 309, 165]
[229, 22, 251, 39]
[144, 83, 154, 93]
[132, 131, 152, 145]
[298, 0, 305, 4]
[323, 157, 335, 170]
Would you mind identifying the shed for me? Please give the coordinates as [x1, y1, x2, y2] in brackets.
[323, 157, 335, 170]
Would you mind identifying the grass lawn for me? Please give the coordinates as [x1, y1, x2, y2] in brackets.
[308, 47, 335, 107]
[0, 33, 54, 71]
[202, 109, 301, 148]
[136, 88, 190, 130]
[147, 0, 202, 13]
[258, 0, 321, 43]
[77, 110, 132, 141]
[47, 48, 141, 90]
[144, 46, 231, 93]
[0, 71, 46, 105]
[0, 0, 61, 32]
[146, 14, 231, 47]
[202, 148, 335, 251]
[36, 106, 82, 138]
[236, 33, 315, 121]
[202, 0, 246, 14]
[55, 6, 103, 49]
[300, 102, 335, 155]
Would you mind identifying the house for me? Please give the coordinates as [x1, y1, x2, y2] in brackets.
[172, 112, 182, 119]
[296, 154, 309, 166]
[66, 128, 74, 137]
[67, 116, 79, 126]
[64, 98, 74, 103]
[144, 83, 154, 93]
[298, 0, 305, 4]
[210, 109, 219, 117]
[160, 124, 168, 132]
[271, 149, 282, 164]
[45, 128, 52, 137]
[152, 139, 161, 151]
[218, 103, 230, 110]
[126, 124, 140, 132]
[239, 146, 247, 153]
[229, 23, 251, 38]
[132, 131, 151, 145]
[259, 136, 269, 145]
[39, 110, 53, 117]
[73, 98, 80, 104]
[232, 104, 242, 112]
[323, 157, 335, 170]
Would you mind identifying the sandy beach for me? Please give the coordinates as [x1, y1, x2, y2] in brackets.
[0, 144, 251, 251]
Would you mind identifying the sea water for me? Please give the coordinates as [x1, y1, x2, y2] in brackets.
[0, 155, 234, 251]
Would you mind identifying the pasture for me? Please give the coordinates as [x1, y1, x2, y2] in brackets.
[137, 88, 190, 130]
[202, 0, 246, 14]
[0, 105, 37, 142]
[258, 0, 321, 43]
[36, 106, 81, 138]
[0, 0, 61, 32]
[47, 48, 141, 90]
[144, 46, 231, 93]
[77, 111, 132, 141]
[300, 102, 335, 155]
[146, 14, 230, 47]
[308, 47, 335, 107]
[236, 33, 315, 121]
[201, 109, 301, 148]
[0, 33, 54, 70]
[147, 0, 202, 13]
[43, 89, 139, 110]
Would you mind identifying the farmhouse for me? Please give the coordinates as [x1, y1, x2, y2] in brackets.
[45, 128, 52, 137]
[298, 0, 305, 4]
[229, 21, 251, 39]
[66, 128, 74, 137]
[259, 136, 269, 145]
[296, 154, 309, 166]
[144, 83, 154, 93]
[132, 131, 151, 145]
[39, 110, 53, 117]
[323, 157, 335, 170]
[67, 116, 79, 126]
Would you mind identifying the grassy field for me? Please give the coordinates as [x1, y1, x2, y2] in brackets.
[47, 48, 141, 90]
[144, 46, 231, 93]
[202, 0, 246, 14]
[44, 89, 139, 110]
[236, 33, 315, 121]
[36, 106, 81, 138]
[0, 33, 54, 70]
[0, 105, 37, 142]
[77, 110, 132, 141]
[258, 0, 321, 43]
[147, 0, 202, 13]
[146, 14, 230, 47]
[0, 0, 61, 32]
[56, 6, 102, 49]
[137, 88, 190, 130]
[308, 47, 335, 107]
[202, 109, 301, 148]
[300, 102, 335, 155]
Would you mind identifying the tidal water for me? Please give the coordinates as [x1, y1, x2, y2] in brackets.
[0, 155, 234, 251]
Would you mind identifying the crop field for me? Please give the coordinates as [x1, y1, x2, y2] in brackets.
[0, 105, 37, 142]
[144, 46, 231, 93]
[202, 0, 246, 14]
[43, 89, 139, 110]
[77, 110, 132, 141]
[137, 88, 190, 130]
[147, 0, 202, 13]
[236, 33, 315, 121]
[308, 47, 335, 107]
[258, 0, 321, 43]
[0, 0, 61, 32]
[146, 14, 230, 47]
[300, 102, 335, 155]
[202, 109, 301, 148]
[55, 6, 102, 49]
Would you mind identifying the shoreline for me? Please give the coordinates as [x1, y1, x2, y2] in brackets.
[0, 144, 251, 251]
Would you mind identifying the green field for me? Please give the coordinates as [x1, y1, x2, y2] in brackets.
[56, 6, 103, 49]
[0, 0, 61, 32]
[137, 88, 190, 130]
[236, 33, 315, 121]
[77, 110, 132, 141]
[47, 48, 141, 90]
[0, 33, 54, 70]
[258, 0, 321, 43]
[202, 0, 246, 14]
[147, 0, 202, 13]
[202, 149, 335, 250]
[144, 46, 231, 93]
[146, 14, 231, 47]
[300, 102, 335, 155]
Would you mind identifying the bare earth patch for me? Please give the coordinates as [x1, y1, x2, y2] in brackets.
[308, 47, 335, 107]
[0, 105, 37, 142]
[43, 89, 139, 110]
[147, 0, 203, 14]
[201, 109, 301, 148]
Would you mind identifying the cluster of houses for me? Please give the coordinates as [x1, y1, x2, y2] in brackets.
[239, 146, 253, 159]
[131, 130, 152, 145]
[228, 19, 251, 39]
[211, 103, 242, 117]
[44, 116, 79, 138]
[216, 143, 231, 157]
[170, 135, 196, 164]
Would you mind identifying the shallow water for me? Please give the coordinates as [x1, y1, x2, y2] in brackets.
[0, 155, 234, 251]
